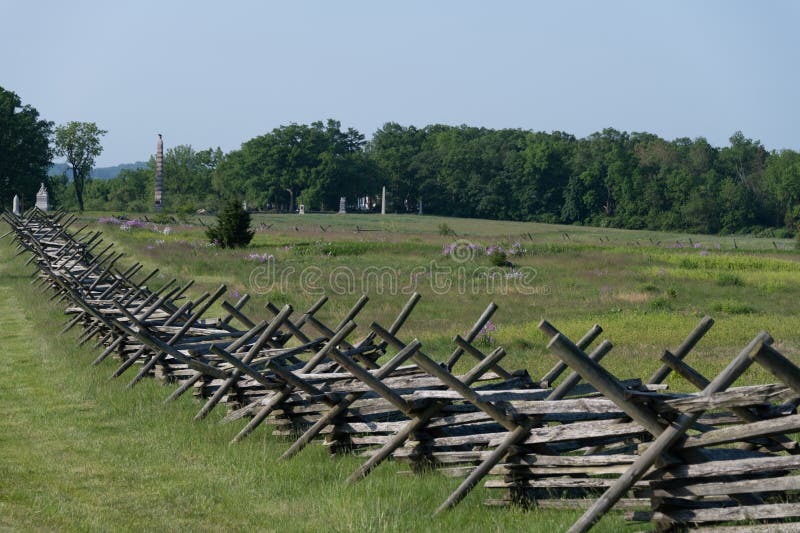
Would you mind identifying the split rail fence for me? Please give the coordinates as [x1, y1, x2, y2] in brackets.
[4, 207, 800, 532]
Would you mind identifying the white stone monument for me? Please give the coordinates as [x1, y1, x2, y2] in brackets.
[381, 186, 386, 215]
[12, 194, 20, 215]
[35, 183, 49, 211]
[338, 197, 346, 214]
[298, 204, 305, 215]
[418, 199, 423, 216]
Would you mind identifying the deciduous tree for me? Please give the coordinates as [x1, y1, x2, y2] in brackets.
[0, 86, 53, 208]
[54, 121, 107, 211]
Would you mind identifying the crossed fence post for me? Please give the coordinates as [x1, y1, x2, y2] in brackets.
[193, 304, 296, 421]
[434, 320, 610, 513]
[345, 311, 536, 484]
[228, 293, 421, 444]
[551, 331, 773, 532]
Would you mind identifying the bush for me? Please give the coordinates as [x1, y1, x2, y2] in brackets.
[648, 296, 671, 311]
[438, 222, 455, 236]
[175, 202, 196, 223]
[152, 212, 175, 225]
[206, 200, 254, 248]
[667, 286, 678, 299]
[716, 273, 744, 287]
[711, 299, 755, 315]
[487, 246, 508, 267]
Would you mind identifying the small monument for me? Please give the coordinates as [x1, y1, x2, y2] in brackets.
[298, 204, 305, 215]
[338, 197, 346, 214]
[154, 134, 164, 211]
[35, 183, 49, 211]
[12, 194, 20, 215]
[381, 186, 386, 215]
[418, 199, 423, 216]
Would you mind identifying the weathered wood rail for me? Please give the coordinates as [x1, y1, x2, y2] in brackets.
[4, 207, 800, 532]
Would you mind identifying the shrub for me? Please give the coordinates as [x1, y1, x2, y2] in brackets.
[716, 273, 744, 287]
[648, 296, 671, 311]
[152, 212, 175, 225]
[438, 222, 455, 236]
[486, 245, 508, 267]
[667, 286, 678, 299]
[639, 283, 660, 293]
[176, 203, 196, 223]
[711, 300, 755, 315]
[205, 200, 254, 248]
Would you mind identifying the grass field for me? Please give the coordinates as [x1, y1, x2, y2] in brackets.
[2, 212, 799, 531]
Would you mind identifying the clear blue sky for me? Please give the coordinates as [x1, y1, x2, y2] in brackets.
[2, 0, 798, 167]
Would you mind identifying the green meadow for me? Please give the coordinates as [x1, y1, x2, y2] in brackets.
[2, 212, 799, 531]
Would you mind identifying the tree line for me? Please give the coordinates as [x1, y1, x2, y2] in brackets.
[78, 122, 799, 235]
[2, 85, 106, 213]
[3, 84, 800, 235]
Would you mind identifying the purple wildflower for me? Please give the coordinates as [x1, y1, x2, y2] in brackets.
[486, 245, 505, 256]
[476, 321, 497, 346]
[247, 252, 274, 263]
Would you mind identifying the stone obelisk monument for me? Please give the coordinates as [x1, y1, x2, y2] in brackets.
[154, 133, 164, 211]
[12, 194, 21, 215]
[381, 186, 386, 215]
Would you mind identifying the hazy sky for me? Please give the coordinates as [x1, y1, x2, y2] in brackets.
[3, 1, 799, 166]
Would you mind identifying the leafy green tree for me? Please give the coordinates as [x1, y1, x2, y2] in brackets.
[49, 172, 74, 210]
[514, 131, 575, 222]
[158, 144, 221, 209]
[368, 123, 428, 212]
[214, 120, 372, 212]
[106, 167, 152, 211]
[0, 86, 53, 209]
[54, 121, 107, 211]
[206, 200, 254, 248]
[763, 149, 800, 227]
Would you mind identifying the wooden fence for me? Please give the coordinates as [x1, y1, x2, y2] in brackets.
[5, 207, 800, 532]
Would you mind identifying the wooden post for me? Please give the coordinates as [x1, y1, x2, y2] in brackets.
[538, 321, 603, 387]
[163, 319, 271, 403]
[453, 336, 512, 380]
[230, 321, 357, 443]
[110, 300, 229, 380]
[648, 315, 714, 385]
[446, 302, 497, 369]
[126, 287, 228, 387]
[567, 332, 770, 533]
[194, 304, 294, 421]
[110, 287, 204, 379]
[280, 338, 422, 460]
[547, 333, 666, 437]
[750, 343, 800, 394]
[434, 339, 613, 514]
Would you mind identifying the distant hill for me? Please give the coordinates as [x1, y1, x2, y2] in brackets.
[48, 161, 149, 180]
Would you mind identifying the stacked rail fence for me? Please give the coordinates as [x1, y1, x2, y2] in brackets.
[4, 207, 800, 532]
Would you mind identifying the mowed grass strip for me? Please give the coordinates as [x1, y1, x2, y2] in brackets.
[0, 232, 637, 532]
